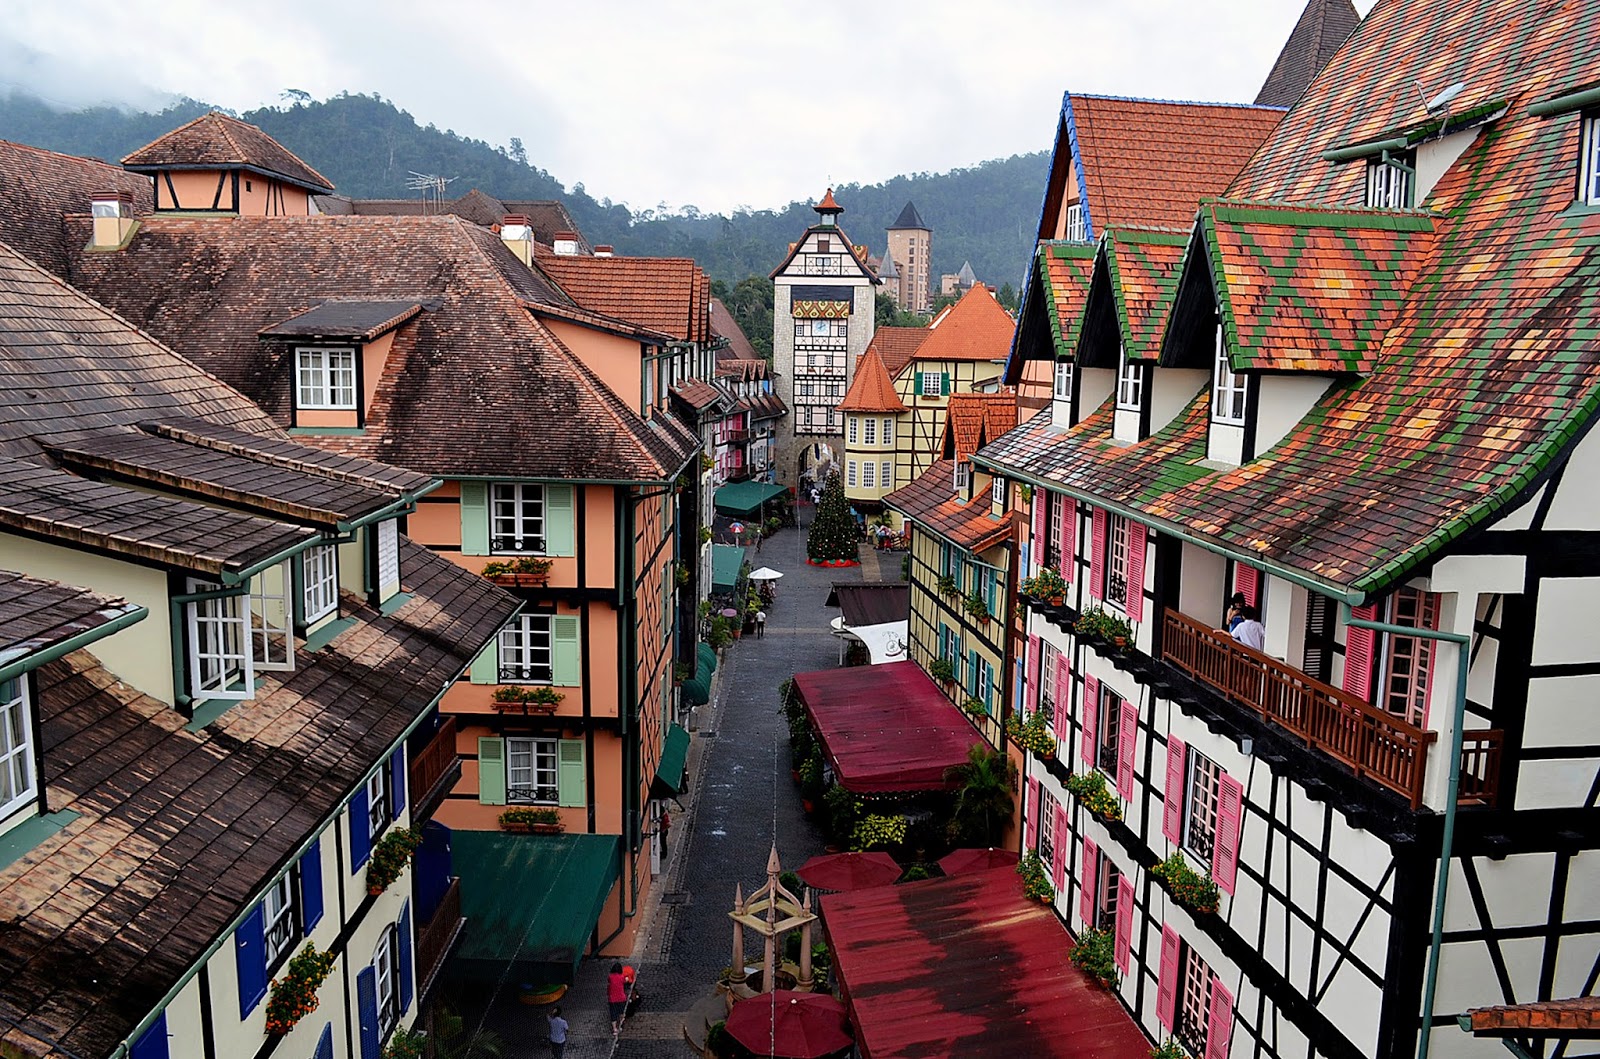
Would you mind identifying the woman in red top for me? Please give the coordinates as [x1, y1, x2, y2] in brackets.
[607, 963, 627, 1034]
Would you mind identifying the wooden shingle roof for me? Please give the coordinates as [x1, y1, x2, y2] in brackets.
[0, 139, 151, 279]
[0, 571, 142, 670]
[122, 112, 334, 193]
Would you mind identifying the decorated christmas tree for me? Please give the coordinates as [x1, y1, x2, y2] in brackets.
[807, 470, 858, 564]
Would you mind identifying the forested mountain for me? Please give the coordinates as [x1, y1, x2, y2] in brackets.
[0, 90, 1047, 288]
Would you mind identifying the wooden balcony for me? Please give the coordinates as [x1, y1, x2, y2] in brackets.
[1458, 729, 1505, 807]
[415, 876, 463, 1001]
[1161, 609, 1438, 808]
[409, 717, 459, 823]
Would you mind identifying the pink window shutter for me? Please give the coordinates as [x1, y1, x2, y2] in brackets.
[1114, 874, 1135, 972]
[1059, 499, 1077, 582]
[1156, 924, 1182, 1029]
[1343, 602, 1379, 703]
[1079, 838, 1099, 926]
[1089, 506, 1107, 600]
[1031, 492, 1047, 570]
[1125, 520, 1146, 622]
[1162, 737, 1187, 844]
[1081, 673, 1101, 766]
[1234, 564, 1260, 607]
[1052, 804, 1068, 891]
[1027, 634, 1041, 712]
[1053, 652, 1072, 739]
[1212, 773, 1244, 895]
[1026, 775, 1040, 848]
[1116, 698, 1137, 797]
[1205, 979, 1236, 1059]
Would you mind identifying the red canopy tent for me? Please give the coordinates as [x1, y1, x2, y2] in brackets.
[725, 990, 853, 1058]
[797, 852, 903, 893]
[822, 866, 1153, 1059]
[938, 847, 1020, 876]
[792, 662, 980, 793]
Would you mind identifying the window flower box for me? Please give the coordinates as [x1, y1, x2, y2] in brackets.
[365, 828, 422, 897]
[500, 807, 564, 834]
[1006, 710, 1058, 758]
[1022, 567, 1068, 606]
[929, 657, 956, 686]
[936, 573, 960, 598]
[1069, 926, 1118, 987]
[492, 686, 563, 714]
[1075, 606, 1132, 648]
[1150, 851, 1220, 915]
[1064, 770, 1123, 822]
[962, 591, 991, 623]
[264, 943, 337, 1036]
[1017, 850, 1055, 903]
[481, 557, 553, 587]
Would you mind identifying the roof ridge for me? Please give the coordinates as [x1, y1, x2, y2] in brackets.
[1068, 90, 1287, 113]
[0, 137, 127, 171]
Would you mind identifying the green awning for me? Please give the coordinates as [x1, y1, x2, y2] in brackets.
[681, 672, 710, 707]
[653, 723, 691, 796]
[698, 641, 718, 677]
[711, 544, 745, 593]
[451, 831, 621, 982]
[714, 480, 787, 517]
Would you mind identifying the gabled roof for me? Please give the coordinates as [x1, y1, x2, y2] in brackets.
[710, 297, 760, 361]
[319, 192, 588, 250]
[889, 202, 928, 230]
[534, 246, 713, 344]
[1080, 227, 1190, 363]
[259, 298, 425, 341]
[911, 285, 1014, 364]
[839, 348, 908, 414]
[0, 139, 152, 278]
[941, 391, 1019, 463]
[671, 376, 726, 413]
[866, 326, 929, 378]
[956, 261, 977, 286]
[122, 112, 334, 194]
[768, 221, 879, 283]
[1253, 0, 1362, 108]
[0, 571, 143, 671]
[884, 459, 1019, 553]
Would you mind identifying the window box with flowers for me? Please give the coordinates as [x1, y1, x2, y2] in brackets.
[935, 573, 960, 598]
[962, 591, 991, 623]
[1150, 1039, 1190, 1059]
[264, 943, 337, 1036]
[481, 556, 553, 587]
[1149, 852, 1220, 915]
[500, 807, 564, 834]
[365, 827, 422, 897]
[929, 657, 956, 686]
[1075, 606, 1133, 648]
[1006, 709, 1057, 758]
[961, 696, 988, 718]
[1069, 927, 1118, 987]
[1017, 849, 1055, 903]
[1021, 566, 1068, 605]
[492, 685, 563, 714]
[383, 1029, 428, 1059]
[1064, 770, 1123, 821]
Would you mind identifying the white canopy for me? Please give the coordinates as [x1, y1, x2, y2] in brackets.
[829, 617, 911, 665]
[748, 567, 785, 581]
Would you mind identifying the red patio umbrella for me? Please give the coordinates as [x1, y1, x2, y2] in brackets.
[796, 851, 902, 893]
[725, 990, 853, 1059]
[938, 847, 1020, 876]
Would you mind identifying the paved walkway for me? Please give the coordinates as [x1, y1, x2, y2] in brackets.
[452, 508, 867, 1058]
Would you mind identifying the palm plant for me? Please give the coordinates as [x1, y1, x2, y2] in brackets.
[943, 745, 1017, 847]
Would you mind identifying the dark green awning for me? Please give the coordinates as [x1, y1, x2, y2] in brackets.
[653, 723, 691, 796]
[697, 641, 718, 677]
[714, 480, 787, 517]
[711, 544, 745, 593]
[451, 831, 621, 982]
[681, 672, 710, 707]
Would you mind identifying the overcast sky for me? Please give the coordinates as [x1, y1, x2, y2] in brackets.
[0, 1, 1366, 215]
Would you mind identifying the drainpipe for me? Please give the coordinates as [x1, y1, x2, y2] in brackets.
[1341, 604, 1470, 1059]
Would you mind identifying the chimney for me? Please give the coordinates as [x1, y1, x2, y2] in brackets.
[593, 245, 614, 257]
[500, 213, 533, 266]
[553, 230, 580, 256]
[90, 190, 135, 249]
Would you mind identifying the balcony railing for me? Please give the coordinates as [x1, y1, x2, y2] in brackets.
[1162, 609, 1438, 808]
[409, 717, 459, 822]
[1458, 729, 1505, 807]
[723, 429, 751, 444]
[416, 876, 463, 998]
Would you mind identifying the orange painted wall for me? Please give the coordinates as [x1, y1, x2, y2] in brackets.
[237, 175, 312, 216]
[158, 170, 234, 211]
[544, 319, 644, 416]
[297, 409, 360, 428]
[362, 332, 396, 412]
[583, 485, 617, 591]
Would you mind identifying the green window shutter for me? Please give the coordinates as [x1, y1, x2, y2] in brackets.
[551, 616, 581, 686]
[460, 481, 489, 556]
[913, 374, 923, 396]
[557, 739, 586, 807]
[478, 738, 506, 805]
[469, 637, 498, 684]
[544, 485, 575, 557]
[940, 372, 950, 395]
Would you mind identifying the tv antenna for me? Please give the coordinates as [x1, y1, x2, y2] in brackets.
[404, 171, 456, 213]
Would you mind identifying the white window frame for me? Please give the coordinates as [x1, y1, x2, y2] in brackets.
[991, 475, 1005, 508]
[880, 460, 892, 488]
[185, 580, 255, 701]
[1038, 641, 1059, 719]
[295, 347, 357, 410]
[847, 417, 859, 445]
[373, 926, 399, 1040]
[1365, 154, 1413, 209]
[490, 482, 546, 555]
[249, 561, 294, 671]
[862, 460, 876, 489]
[1036, 786, 1058, 864]
[1095, 856, 1122, 933]
[1116, 350, 1143, 411]
[367, 767, 392, 846]
[1182, 749, 1223, 865]
[863, 418, 877, 446]
[882, 418, 895, 445]
[920, 370, 943, 396]
[1096, 684, 1121, 776]
[0, 678, 37, 820]
[1583, 113, 1600, 206]
[954, 462, 970, 491]
[262, 872, 298, 967]
[1107, 515, 1130, 608]
[846, 460, 858, 488]
[301, 544, 339, 624]
[1047, 493, 1066, 569]
[506, 736, 559, 804]
[1176, 943, 1214, 1054]
[1054, 360, 1075, 401]
[1212, 324, 1247, 424]
[1065, 202, 1087, 243]
[499, 614, 554, 683]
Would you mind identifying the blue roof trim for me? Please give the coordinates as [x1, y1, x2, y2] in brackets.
[1063, 93, 1095, 244]
[1003, 247, 1040, 382]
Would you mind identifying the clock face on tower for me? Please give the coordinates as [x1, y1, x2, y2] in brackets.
[811, 320, 831, 337]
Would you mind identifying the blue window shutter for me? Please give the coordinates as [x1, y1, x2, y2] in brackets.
[390, 748, 406, 822]
[234, 905, 267, 1019]
[349, 788, 371, 871]
[300, 839, 324, 931]
[130, 1011, 169, 1059]
[356, 967, 380, 1059]
[313, 1024, 334, 1059]
[398, 900, 415, 1014]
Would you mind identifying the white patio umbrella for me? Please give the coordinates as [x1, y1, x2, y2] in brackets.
[748, 567, 785, 581]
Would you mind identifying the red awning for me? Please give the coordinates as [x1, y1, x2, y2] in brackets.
[793, 662, 981, 793]
[822, 867, 1154, 1059]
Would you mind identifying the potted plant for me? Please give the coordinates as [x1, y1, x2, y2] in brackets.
[492, 686, 563, 714]
[1006, 709, 1058, 758]
[936, 573, 960, 598]
[264, 942, 337, 1036]
[383, 1029, 428, 1059]
[699, 525, 713, 547]
[961, 696, 988, 718]
[963, 591, 991, 623]
[824, 784, 860, 845]
[701, 452, 714, 473]
[1070, 927, 1119, 987]
[929, 657, 956, 686]
[1025, 566, 1068, 605]
[1064, 771, 1124, 821]
[850, 812, 907, 853]
[1075, 606, 1133, 647]
[1150, 1039, 1190, 1059]
[1150, 852, 1221, 914]
[799, 748, 825, 812]
[673, 661, 690, 686]
[500, 807, 564, 834]
[675, 562, 691, 587]
[1017, 850, 1055, 903]
[481, 556, 554, 587]
[365, 827, 422, 897]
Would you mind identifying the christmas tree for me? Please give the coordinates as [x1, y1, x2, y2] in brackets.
[807, 470, 858, 564]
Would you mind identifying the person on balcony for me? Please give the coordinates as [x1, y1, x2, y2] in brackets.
[1230, 605, 1266, 652]
[1225, 591, 1248, 631]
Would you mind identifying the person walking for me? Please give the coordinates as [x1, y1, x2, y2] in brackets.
[547, 1006, 568, 1058]
[608, 962, 628, 1034]
[755, 610, 767, 638]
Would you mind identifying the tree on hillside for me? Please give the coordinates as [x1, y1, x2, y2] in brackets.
[874, 292, 924, 328]
[806, 471, 857, 564]
[997, 283, 1018, 312]
[711, 277, 775, 360]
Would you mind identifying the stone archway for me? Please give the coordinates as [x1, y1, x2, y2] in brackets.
[796, 442, 836, 498]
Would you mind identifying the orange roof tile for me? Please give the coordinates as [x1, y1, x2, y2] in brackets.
[840, 349, 909, 413]
[817, 187, 842, 212]
[534, 246, 712, 343]
[1469, 996, 1600, 1036]
[911, 286, 1015, 364]
[942, 391, 1019, 462]
[867, 326, 929, 378]
[884, 460, 1020, 552]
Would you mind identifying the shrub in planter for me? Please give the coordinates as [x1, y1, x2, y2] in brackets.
[850, 813, 907, 852]
[929, 657, 956, 684]
[799, 747, 825, 800]
[962, 591, 991, 622]
[1150, 1039, 1190, 1059]
[500, 807, 563, 833]
[699, 526, 713, 546]
[779, 870, 804, 896]
[1063, 771, 1123, 821]
[1006, 709, 1058, 758]
[1022, 566, 1068, 602]
[1017, 849, 1055, 903]
[1070, 927, 1119, 987]
[492, 685, 563, 712]
[824, 784, 860, 844]
[264, 943, 337, 1035]
[899, 863, 932, 882]
[1076, 606, 1133, 645]
[961, 697, 988, 718]
[675, 562, 691, 587]
[935, 573, 960, 598]
[365, 827, 423, 896]
[1150, 852, 1220, 914]
[383, 1029, 428, 1059]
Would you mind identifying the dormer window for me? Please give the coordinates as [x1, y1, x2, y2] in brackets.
[1116, 352, 1143, 411]
[954, 461, 970, 491]
[1580, 112, 1600, 205]
[1365, 151, 1415, 208]
[296, 347, 356, 410]
[991, 475, 1005, 509]
[0, 677, 38, 820]
[300, 544, 339, 624]
[1054, 361, 1075, 401]
[186, 580, 255, 701]
[1065, 203, 1087, 243]
[1212, 326, 1247, 424]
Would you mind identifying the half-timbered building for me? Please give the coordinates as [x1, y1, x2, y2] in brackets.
[982, 1, 1600, 1056]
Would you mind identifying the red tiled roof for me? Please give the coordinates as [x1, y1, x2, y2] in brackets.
[0, 139, 152, 278]
[122, 112, 334, 193]
[1468, 996, 1600, 1036]
[710, 297, 760, 361]
[866, 325, 928, 378]
[884, 460, 1019, 552]
[941, 392, 1018, 463]
[822, 866, 1153, 1059]
[671, 377, 725, 412]
[816, 187, 842, 212]
[912, 285, 1015, 364]
[839, 348, 908, 413]
[1070, 94, 1284, 233]
[534, 245, 712, 343]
